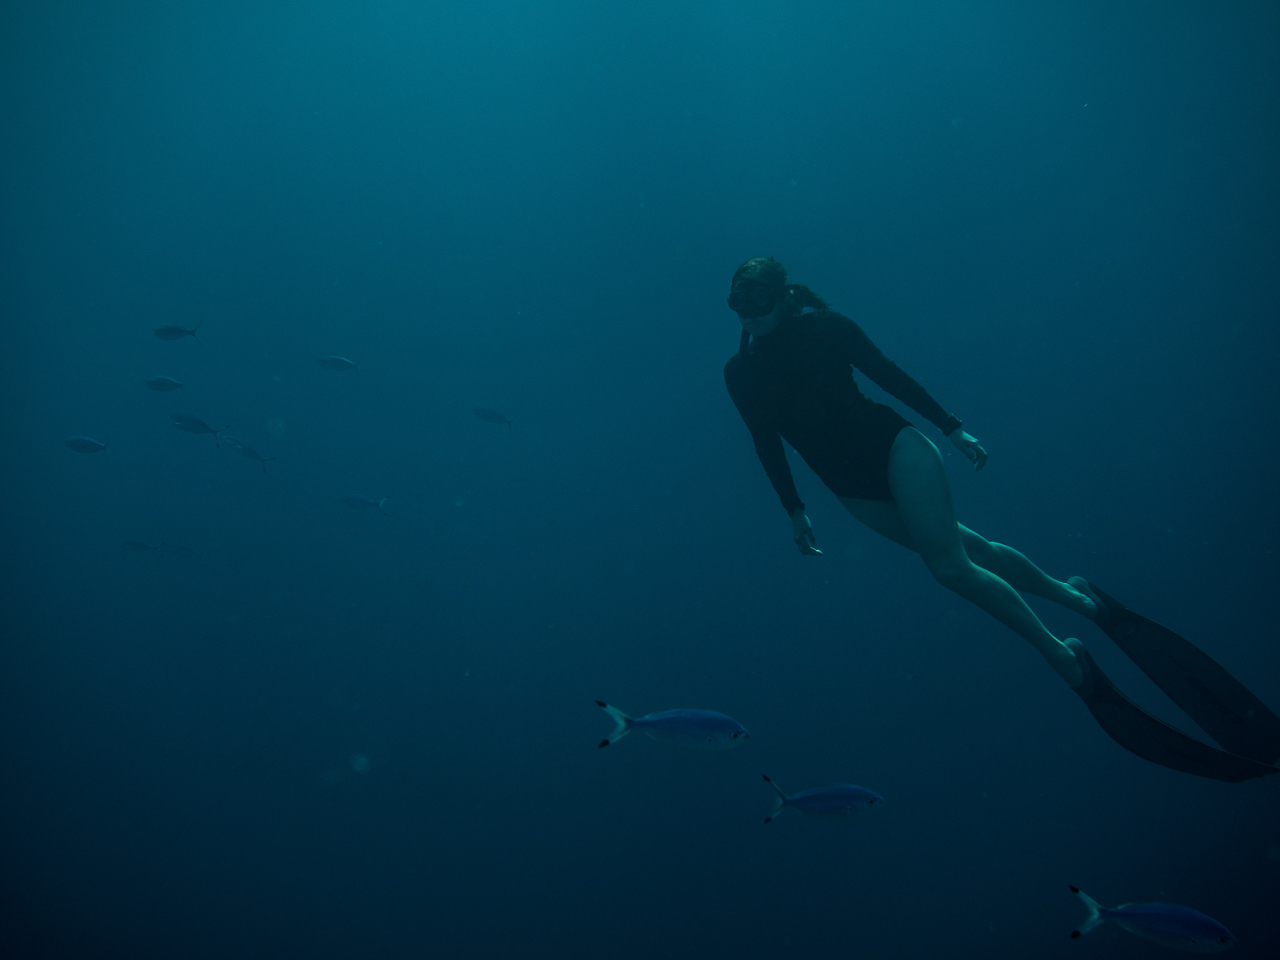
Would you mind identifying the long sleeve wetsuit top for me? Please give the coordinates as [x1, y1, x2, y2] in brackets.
[724, 309, 958, 514]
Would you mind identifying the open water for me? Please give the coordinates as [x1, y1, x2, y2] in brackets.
[2, 2, 1278, 957]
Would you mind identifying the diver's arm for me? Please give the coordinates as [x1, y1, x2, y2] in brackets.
[725, 357, 807, 517]
[750, 428, 822, 552]
[831, 314, 987, 468]
[746, 411, 823, 552]
[832, 316, 951, 429]
[749, 426, 806, 517]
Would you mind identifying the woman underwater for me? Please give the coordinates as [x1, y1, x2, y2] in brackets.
[724, 256, 1280, 782]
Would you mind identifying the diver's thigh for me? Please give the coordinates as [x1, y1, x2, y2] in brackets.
[885, 428, 963, 559]
[837, 496, 916, 551]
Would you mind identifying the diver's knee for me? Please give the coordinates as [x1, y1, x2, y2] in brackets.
[986, 540, 1014, 558]
[960, 529, 998, 565]
[923, 555, 971, 589]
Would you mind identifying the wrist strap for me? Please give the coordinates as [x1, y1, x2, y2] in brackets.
[942, 415, 963, 437]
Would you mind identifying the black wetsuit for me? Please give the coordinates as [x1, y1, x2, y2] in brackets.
[724, 309, 959, 514]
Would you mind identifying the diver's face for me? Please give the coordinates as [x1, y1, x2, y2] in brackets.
[738, 302, 784, 337]
[729, 280, 784, 336]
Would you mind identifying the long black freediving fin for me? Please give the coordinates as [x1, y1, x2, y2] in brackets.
[1064, 638, 1277, 782]
[1073, 579, 1280, 766]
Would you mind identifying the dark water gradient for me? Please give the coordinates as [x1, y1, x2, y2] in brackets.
[2, 2, 1278, 957]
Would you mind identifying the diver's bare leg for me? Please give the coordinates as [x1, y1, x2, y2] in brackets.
[838, 503, 1094, 617]
[880, 428, 1082, 686]
[957, 534, 1096, 618]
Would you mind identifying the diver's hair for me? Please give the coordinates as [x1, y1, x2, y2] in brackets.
[776, 282, 827, 318]
[731, 256, 788, 291]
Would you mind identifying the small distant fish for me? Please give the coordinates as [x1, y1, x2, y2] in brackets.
[146, 376, 184, 391]
[316, 356, 358, 372]
[154, 325, 200, 344]
[65, 436, 107, 453]
[340, 495, 389, 514]
[761, 775, 883, 823]
[170, 414, 229, 446]
[1069, 886, 1236, 952]
[595, 701, 749, 751]
[473, 407, 512, 431]
[224, 436, 276, 473]
[122, 541, 163, 553]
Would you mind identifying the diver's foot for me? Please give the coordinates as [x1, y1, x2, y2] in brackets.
[1055, 638, 1086, 689]
[1064, 576, 1100, 619]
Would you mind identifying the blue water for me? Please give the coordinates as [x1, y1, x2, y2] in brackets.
[3, 2, 1278, 957]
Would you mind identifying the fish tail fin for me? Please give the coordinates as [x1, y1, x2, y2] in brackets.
[378, 496, 389, 514]
[762, 775, 789, 823]
[262, 458, 277, 473]
[191, 326, 201, 345]
[1069, 886, 1105, 939]
[596, 700, 632, 748]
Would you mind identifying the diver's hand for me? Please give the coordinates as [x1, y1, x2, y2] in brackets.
[790, 509, 822, 555]
[948, 429, 988, 471]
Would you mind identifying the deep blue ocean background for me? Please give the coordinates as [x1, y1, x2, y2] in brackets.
[3, 2, 1278, 957]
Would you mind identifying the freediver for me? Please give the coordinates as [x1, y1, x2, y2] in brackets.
[723, 256, 1280, 782]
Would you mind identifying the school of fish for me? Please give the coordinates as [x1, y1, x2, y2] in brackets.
[65, 326, 514, 547]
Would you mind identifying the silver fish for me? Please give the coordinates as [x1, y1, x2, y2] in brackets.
[154, 324, 200, 344]
[596, 701, 750, 751]
[473, 406, 512, 431]
[340, 495, 388, 514]
[65, 436, 107, 453]
[170, 414, 229, 446]
[761, 775, 883, 823]
[1069, 886, 1236, 952]
[146, 376, 184, 391]
[223, 436, 276, 473]
[316, 356, 358, 372]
